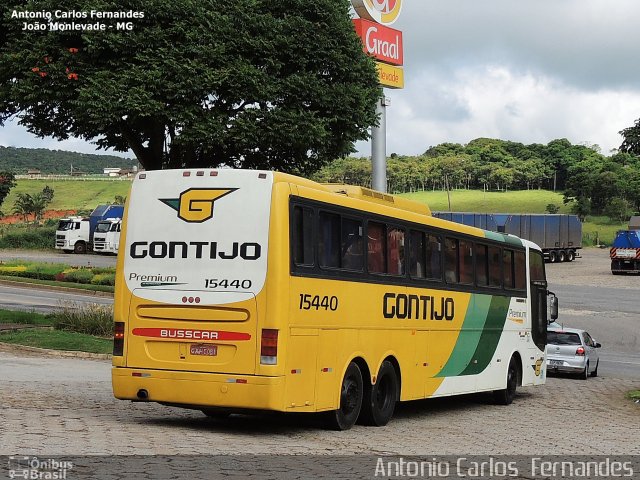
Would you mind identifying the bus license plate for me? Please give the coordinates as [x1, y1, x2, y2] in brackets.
[190, 345, 218, 356]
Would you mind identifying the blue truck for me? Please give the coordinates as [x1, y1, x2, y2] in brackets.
[610, 216, 640, 274]
[432, 213, 582, 262]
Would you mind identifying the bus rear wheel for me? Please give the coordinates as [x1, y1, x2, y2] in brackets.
[324, 362, 363, 431]
[493, 356, 518, 405]
[359, 360, 399, 427]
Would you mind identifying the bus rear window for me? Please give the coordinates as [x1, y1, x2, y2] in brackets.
[547, 332, 581, 345]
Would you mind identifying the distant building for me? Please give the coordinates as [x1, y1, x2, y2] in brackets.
[104, 167, 122, 177]
[26, 169, 41, 178]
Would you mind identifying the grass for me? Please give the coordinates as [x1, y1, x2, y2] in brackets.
[0, 329, 112, 354]
[0, 308, 53, 325]
[627, 390, 640, 401]
[401, 189, 571, 214]
[3, 178, 131, 211]
[400, 189, 630, 245]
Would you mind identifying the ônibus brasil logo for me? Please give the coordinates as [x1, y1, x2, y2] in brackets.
[352, 0, 402, 25]
[160, 188, 236, 223]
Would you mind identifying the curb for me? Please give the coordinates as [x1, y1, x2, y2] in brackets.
[0, 278, 114, 297]
[0, 341, 112, 360]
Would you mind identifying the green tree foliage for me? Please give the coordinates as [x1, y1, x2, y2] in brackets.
[12, 190, 53, 222]
[546, 204, 560, 214]
[315, 139, 640, 215]
[0, 0, 381, 175]
[604, 197, 633, 224]
[0, 146, 136, 174]
[0, 170, 16, 215]
[619, 118, 640, 156]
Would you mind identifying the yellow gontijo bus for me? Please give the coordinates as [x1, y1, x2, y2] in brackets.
[112, 169, 557, 430]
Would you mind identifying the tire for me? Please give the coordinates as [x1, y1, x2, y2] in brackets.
[590, 360, 599, 378]
[74, 242, 87, 254]
[549, 251, 557, 263]
[567, 250, 576, 262]
[581, 362, 589, 380]
[493, 356, 518, 405]
[558, 250, 566, 262]
[359, 360, 399, 427]
[324, 362, 363, 431]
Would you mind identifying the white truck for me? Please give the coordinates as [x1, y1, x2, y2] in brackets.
[92, 218, 122, 255]
[55, 205, 124, 254]
[55, 216, 91, 254]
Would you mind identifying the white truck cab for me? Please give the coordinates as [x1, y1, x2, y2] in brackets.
[55, 217, 91, 254]
[93, 218, 122, 255]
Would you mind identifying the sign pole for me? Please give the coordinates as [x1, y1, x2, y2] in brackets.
[371, 95, 388, 192]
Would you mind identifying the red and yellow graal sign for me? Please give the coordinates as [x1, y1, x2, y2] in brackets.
[376, 62, 404, 89]
[353, 19, 403, 66]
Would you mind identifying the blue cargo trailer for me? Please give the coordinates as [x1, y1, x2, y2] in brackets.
[433, 212, 582, 262]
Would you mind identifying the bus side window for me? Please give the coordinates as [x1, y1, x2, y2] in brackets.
[514, 251, 526, 290]
[503, 249, 514, 289]
[293, 206, 314, 266]
[410, 230, 425, 278]
[319, 212, 341, 268]
[476, 243, 488, 286]
[426, 234, 442, 280]
[367, 222, 386, 273]
[387, 227, 405, 275]
[341, 217, 363, 271]
[444, 237, 458, 284]
[530, 250, 545, 282]
[459, 239, 473, 285]
[488, 245, 502, 287]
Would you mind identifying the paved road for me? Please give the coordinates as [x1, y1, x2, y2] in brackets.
[0, 284, 113, 314]
[0, 249, 116, 268]
[1, 348, 638, 457]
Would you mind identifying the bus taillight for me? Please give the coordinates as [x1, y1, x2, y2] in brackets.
[260, 329, 278, 365]
[114, 322, 125, 356]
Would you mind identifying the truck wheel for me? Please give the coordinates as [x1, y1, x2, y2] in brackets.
[558, 250, 566, 262]
[549, 251, 557, 263]
[567, 250, 575, 262]
[74, 242, 87, 254]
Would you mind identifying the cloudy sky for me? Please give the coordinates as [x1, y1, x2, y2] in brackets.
[2, 0, 640, 159]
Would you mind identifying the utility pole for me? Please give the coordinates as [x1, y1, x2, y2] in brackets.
[371, 95, 390, 192]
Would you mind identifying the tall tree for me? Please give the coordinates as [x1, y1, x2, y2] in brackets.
[0, 0, 381, 175]
[619, 118, 640, 156]
[0, 171, 16, 214]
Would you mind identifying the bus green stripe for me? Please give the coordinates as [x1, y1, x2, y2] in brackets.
[460, 296, 510, 375]
[435, 295, 491, 377]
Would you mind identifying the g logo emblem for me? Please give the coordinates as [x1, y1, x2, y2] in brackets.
[161, 188, 236, 223]
[352, 0, 402, 25]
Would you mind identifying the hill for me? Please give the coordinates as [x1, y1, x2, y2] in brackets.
[0, 146, 137, 174]
[2, 178, 132, 211]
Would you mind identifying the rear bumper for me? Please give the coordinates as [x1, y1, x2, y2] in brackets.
[546, 358, 585, 374]
[112, 367, 286, 411]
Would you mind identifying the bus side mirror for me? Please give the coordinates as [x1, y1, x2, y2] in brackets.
[548, 292, 558, 322]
